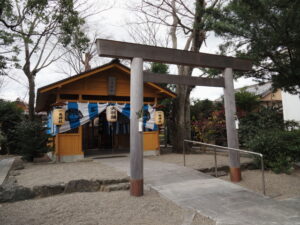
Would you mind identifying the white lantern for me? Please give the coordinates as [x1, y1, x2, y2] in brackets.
[154, 111, 164, 125]
[106, 106, 118, 122]
[53, 108, 65, 125]
[235, 116, 239, 130]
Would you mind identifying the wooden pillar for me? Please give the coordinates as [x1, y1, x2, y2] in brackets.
[223, 68, 241, 182]
[130, 57, 144, 196]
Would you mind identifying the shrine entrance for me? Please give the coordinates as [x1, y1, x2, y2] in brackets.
[83, 111, 130, 156]
[96, 39, 252, 196]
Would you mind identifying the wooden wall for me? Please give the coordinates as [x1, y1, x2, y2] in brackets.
[56, 127, 83, 156]
[56, 67, 162, 102]
[51, 65, 166, 158]
[261, 89, 282, 102]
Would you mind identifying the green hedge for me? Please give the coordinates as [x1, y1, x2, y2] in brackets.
[247, 129, 300, 174]
[14, 120, 52, 161]
[0, 100, 24, 154]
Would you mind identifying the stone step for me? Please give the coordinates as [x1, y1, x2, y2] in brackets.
[0, 158, 15, 186]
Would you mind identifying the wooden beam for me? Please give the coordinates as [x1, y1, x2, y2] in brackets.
[144, 71, 224, 87]
[96, 39, 252, 71]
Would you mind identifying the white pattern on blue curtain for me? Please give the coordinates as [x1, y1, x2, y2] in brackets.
[46, 102, 157, 136]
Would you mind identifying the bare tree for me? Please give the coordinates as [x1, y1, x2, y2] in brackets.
[58, 30, 110, 76]
[127, 14, 170, 47]
[128, 0, 223, 152]
[57, 1, 115, 76]
[0, 76, 6, 94]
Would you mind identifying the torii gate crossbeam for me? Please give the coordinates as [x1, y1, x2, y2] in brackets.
[96, 39, 252, 196]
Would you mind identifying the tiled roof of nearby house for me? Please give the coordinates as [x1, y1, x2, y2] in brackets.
[215, 82, 276, 102]
[14, 98, 29, 114]
[236, 82, 274, 98]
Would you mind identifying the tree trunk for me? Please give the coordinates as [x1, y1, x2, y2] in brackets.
[172, 65, 193, 153]
[27, 74, 36, 121]
[171, 0, 205, 153]
[84, 53, 92, 71]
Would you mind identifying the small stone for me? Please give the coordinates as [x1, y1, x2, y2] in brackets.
[2, 176, 17, 189]
[0, 186, 35, 203]
[206, 171, 228, 177]
[32, 183, 65, 197]
[99, 186, 105, 192]
[102, 183, 130, 192]
[119, 177, 130, 183]
[33, 154, 52, 163]
[12, 158, 24, 170]
[64, 179, 100, 193]
[10, 171, 21, 176]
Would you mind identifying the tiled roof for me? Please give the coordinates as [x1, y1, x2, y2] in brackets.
[236, 82, 273, 97]
[214, 82, 274, 101]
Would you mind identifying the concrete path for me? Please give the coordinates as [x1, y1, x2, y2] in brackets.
[99, 157, 300, 225]
[0, 158, 15, 186]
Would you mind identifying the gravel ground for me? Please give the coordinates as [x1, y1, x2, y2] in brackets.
[146, 153, 253, 170]
[0, 190, 215, 225]
[221, 169, 300, 199]
[16, 161, 127, 187]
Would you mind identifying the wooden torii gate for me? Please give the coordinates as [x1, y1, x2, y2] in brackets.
[96, 39, 252, 196]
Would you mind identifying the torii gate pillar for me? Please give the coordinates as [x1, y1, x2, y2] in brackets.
[223, 68, 241, 182]
[130, 57, 144, 196]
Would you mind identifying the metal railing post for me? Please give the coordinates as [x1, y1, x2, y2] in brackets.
[183, 140, 186, 167]
[214, 147, 218, 177]
[261, 155, 266, 195]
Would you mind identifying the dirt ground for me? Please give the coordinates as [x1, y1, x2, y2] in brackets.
[146, 153, 253, 170]
[221, 168, 300, 199]
[16, 160, 128, 187]
[0, 190, 215, 225]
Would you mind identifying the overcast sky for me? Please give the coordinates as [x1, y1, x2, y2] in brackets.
[0, 0, 256, 102]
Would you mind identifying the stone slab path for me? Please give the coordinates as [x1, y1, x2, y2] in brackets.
[99, 157, 300, 225]
[0, 158, 15, 186]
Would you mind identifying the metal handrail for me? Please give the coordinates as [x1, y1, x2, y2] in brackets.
[183, 140, 266, 195]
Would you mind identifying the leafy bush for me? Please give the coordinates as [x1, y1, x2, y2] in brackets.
[235, 89, 260, 113]
[15, 119, 52, 161]
[238, 107, 283, 147]
[0, 129, 6, 147]
[247, 129, 300, 174]
[0, 100, 24, 154]
[191, 99, 216, 121]
[192, 110, 227, 145]
[191, 99, 226, 145]
[238, 107, 300, 173]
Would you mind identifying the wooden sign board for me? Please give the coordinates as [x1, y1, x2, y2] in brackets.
[108, 76, 116, 95]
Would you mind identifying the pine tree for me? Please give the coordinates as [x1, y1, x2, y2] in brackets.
[210, 0, 300, 93]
